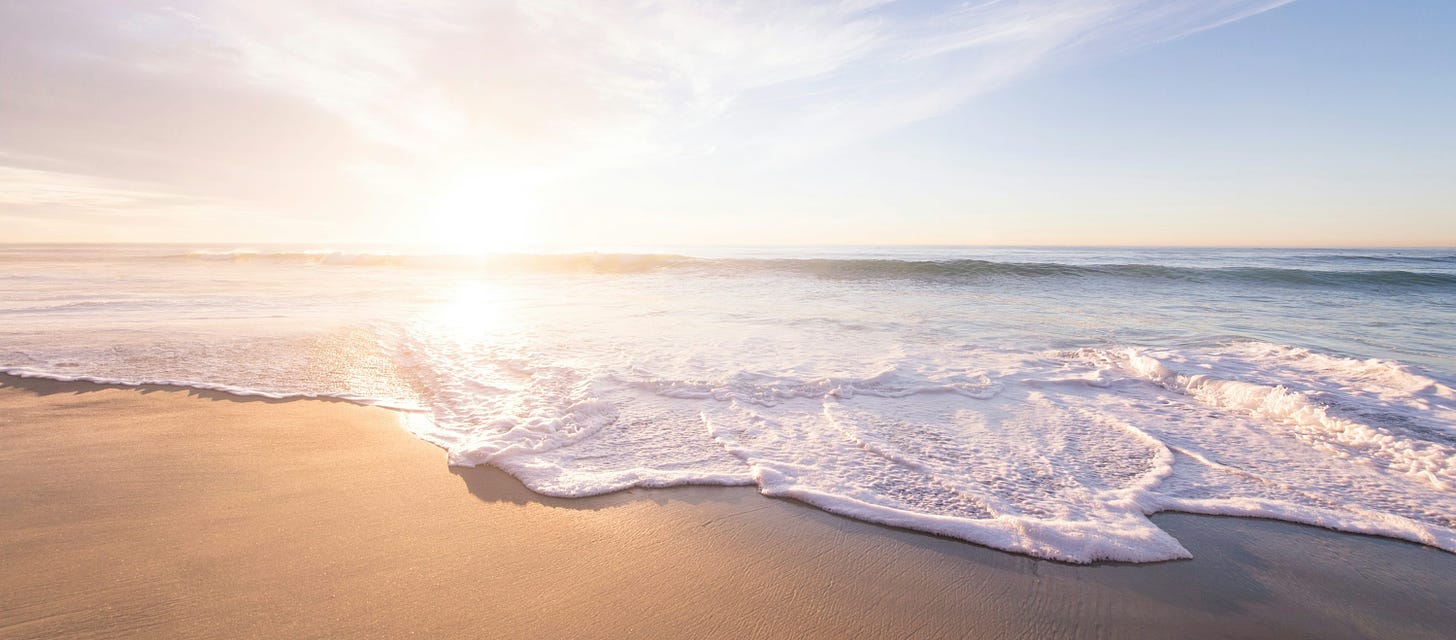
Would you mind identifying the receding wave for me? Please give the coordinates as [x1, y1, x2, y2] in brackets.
[153, 250, 1456, 288]
[0, 366, 419, 411]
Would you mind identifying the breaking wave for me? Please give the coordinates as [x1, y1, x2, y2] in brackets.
[155, 250, 1456, 288]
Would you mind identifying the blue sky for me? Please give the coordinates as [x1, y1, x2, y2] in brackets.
[901, 0, 1456, 245]
[1, 1, 1451, 246]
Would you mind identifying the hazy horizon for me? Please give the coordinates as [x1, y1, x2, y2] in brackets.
[2, 241, 1453, 250]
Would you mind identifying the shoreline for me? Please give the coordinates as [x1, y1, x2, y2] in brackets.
[3, 375, 1454, 638]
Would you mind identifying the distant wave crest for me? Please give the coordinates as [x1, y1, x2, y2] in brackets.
[158, 250, 1456, 288]
[167, 250, 695, 272]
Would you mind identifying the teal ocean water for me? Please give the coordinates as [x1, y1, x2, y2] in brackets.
[3, 244, 1453, 562]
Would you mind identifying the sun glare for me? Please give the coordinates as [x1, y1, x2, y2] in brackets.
[429, 171, 537, 253]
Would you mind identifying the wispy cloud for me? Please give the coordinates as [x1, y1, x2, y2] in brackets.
[0, 0, 1293, 240]
[188, 0, 1295, 161]
[11, 1, 1292, 157]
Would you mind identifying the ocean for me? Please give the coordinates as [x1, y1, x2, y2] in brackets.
[2, 243, 1453, 563]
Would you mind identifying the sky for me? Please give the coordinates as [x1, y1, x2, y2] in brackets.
[1, 0, 1453, 247]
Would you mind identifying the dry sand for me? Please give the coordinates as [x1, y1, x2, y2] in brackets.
[2, 374, 1454, 639]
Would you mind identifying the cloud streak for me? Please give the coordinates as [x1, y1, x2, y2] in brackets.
[0, 0, 1293, 241]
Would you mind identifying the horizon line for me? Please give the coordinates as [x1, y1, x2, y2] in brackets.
[3, 241, 1454, 251]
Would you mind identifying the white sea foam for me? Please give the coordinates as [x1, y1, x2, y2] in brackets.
[4, 244, 1455, 563]
[395, 332, 1456, 562]
[1092, 348, 1456, 489]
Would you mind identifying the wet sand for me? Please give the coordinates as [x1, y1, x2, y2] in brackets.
[2, 374, 1453, 639]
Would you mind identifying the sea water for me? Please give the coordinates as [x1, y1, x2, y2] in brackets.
[2, 244, 1453, 563]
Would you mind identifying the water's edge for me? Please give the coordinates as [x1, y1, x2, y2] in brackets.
[5, 367, 1453, 566]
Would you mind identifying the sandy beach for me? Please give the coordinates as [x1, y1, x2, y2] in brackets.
[2, 373, 1453, 639]
[5, 1, 1454, 637]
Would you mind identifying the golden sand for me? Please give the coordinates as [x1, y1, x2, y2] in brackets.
[2, 376, 1453, 639]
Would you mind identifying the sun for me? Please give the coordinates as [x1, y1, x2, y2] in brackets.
[428, 171, 537, 253]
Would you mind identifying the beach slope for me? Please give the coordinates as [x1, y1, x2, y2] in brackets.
[2, 376, 1453, 639]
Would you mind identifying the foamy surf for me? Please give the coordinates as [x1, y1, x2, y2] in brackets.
[3, 244, 1454, 563]
[394, 342, 1456, 563]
